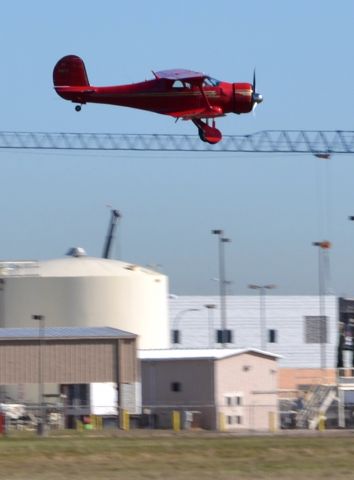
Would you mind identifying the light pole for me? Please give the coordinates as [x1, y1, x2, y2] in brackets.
[204, 304, 217, 348]
[312, 240, 331, 373]
[32, 314, 45, 436]
[211, 229, 231, 347]
[172, 308, 199, 347]
[348, 218, 354, 370]
[248, 284, 276, 350]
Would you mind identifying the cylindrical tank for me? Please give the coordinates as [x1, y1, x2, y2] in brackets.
[0, 249, 169, 349]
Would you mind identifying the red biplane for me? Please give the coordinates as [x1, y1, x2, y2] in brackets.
[53, 55, 263, 144]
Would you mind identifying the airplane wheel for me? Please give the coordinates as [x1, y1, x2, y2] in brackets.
[198, 129, 213, 144]
[75, 105, 82, 112]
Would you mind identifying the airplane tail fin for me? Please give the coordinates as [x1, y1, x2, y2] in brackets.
[53, 55, 90, 87]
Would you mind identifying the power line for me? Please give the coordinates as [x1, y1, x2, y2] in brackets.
[0, 130, 354, 153]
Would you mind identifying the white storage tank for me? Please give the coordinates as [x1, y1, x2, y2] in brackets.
[0, 248, 169, 349]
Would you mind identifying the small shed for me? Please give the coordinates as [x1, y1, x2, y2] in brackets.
[140, 348, 280, 430]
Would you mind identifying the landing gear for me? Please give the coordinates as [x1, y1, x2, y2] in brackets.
[192, 119, 222, 144]
[75, 105, 82, 112]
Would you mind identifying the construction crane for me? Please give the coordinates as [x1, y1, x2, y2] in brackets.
[102, 209, 121, 259]
[1, 130, 354, 153]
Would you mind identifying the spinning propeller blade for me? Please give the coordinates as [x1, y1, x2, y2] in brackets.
[252, 69, 263, 111]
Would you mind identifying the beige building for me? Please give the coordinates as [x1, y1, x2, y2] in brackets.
[140, 348, 280, 431]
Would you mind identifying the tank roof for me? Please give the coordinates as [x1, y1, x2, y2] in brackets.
[1, 255, 166, 279]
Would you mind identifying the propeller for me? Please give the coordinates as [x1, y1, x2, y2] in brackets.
[252, 69, 263, 112]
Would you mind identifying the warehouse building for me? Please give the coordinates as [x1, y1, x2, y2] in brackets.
[0, 326, 140, 427]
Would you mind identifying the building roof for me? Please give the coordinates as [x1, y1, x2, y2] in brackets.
[139, 348, 281, 361]
[0, 326, 136, 340]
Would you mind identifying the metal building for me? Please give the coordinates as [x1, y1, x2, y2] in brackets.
[0, 326, 140, 420]
[169, 295, 338, 365]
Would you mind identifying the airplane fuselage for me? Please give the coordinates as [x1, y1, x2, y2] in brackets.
[55, 79, 254, 119]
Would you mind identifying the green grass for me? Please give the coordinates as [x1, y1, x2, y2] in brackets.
[1, 432, 354, 479]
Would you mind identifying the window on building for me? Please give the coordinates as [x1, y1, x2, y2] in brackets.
[172, 329, 180, 344]
[225, 396, 232, 406]
[216, 329, 233, 343]
[227, 415, 233, 425]
[235, 395, 242, 406]
[242, 365, 251, 372]
[171, 382, 181, 392]
[304, 316, 328, 343]
[268, 329, 277, 343]
[235, 415, 242, 425]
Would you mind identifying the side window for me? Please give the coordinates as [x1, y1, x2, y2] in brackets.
[172, 80, 184, 89]
[216, 329, 233, 343]
[171, 382, 181, 392]
[171, 329, 180, 344]
[268, 329, 278, 343]
[172, 80, 192, 89]
[235, 415, 242, 425]
[203, 77, 220, 87]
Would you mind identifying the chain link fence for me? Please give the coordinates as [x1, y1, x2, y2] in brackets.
[0, 400, 348, 434]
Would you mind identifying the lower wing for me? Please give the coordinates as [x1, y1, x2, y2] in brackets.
[168, 106, 224, 120]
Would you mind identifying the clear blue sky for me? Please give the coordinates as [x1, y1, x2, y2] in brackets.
[1, 0, 354, 296]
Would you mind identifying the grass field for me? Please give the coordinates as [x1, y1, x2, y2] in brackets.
[1, 431, 354, 479]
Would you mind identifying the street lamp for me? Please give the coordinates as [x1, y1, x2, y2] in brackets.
[248, 284, 276, 350]
[172, 308, 199, 347]
[32, 314, 45, 436]
[312, 240, 331, 372]
[204, 304, 217, 348]
[211, 229, 231, 347]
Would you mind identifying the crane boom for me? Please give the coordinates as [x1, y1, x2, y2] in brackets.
[102, 209, 121, 259]
[0, 130, 354, 153]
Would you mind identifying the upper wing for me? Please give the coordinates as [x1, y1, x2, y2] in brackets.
[153, 69, 206, 83]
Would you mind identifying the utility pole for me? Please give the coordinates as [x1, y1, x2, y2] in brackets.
[205, 304, 217, 348]
[248, 284, 276, 350]
[312, 241, 331, 374]
[211, 230, 231, 347]
[32, 314, 45, 436]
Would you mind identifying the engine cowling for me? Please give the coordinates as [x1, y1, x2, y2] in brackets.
[233, 82, 253, 114]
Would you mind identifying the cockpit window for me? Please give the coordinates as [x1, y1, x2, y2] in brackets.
[204, 77, 220, 87]
[172, 80, 184, 88]
[172, 80, 192, 89]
